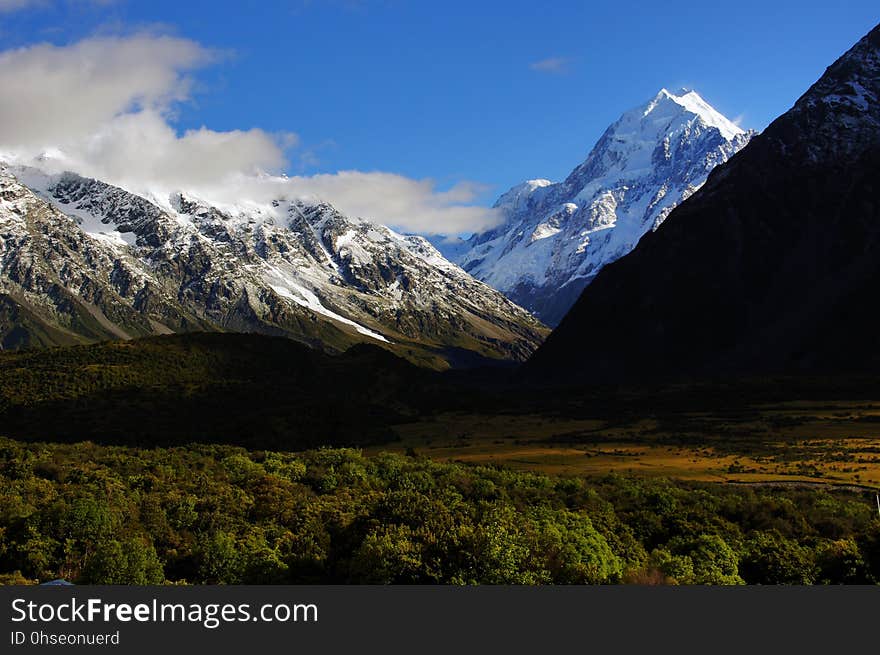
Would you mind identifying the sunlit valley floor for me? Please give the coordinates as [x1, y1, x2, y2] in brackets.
[379, 403, 880, 488]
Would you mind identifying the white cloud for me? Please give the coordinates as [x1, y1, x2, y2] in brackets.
[233, 172, 500, 235]
[529, 57, 571, 74]
[0, 33, 499, 235]
[0, 35, 214, 148]
[73, 110, 288, 188]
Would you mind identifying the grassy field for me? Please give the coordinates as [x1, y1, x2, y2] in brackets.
[370, 398, 880, 488]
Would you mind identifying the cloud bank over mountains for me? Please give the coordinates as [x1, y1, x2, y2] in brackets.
[0, 33, 500, 234]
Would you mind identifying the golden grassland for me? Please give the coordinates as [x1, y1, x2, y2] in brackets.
[368, 400, 880, 488]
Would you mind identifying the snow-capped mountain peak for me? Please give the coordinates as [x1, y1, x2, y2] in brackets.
[494, 179, 553, 212]
[0, 162, 547, 365]
[648, 88, 744, 140]
[523, 22, 880, 382]
[455, 89, 754, 326]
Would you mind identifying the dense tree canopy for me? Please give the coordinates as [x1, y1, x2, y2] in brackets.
[0, 437, 877, 585]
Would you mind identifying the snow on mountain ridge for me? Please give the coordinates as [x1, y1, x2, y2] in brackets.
[651, 89, 744, 140]
[0, 162, 547, 365]
[456, 89, 754, 326]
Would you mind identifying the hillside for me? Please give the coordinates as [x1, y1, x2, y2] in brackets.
[0, 332, 446, 449]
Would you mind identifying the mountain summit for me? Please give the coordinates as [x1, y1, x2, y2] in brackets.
[456, 89, 753, 325]
[525, 23, 880, 382]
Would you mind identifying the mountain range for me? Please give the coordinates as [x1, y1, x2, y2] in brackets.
[450, 88, 753, 326]
[526, 23, 880, 382]
[0, 164, 547, 368]
[1, 88, 749, 366]
[4, 21, 879, 384]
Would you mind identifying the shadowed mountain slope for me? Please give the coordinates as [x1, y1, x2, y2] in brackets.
[525, 24, 880, 383]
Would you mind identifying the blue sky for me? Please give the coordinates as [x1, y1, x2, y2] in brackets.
[0, 0, 878, 231]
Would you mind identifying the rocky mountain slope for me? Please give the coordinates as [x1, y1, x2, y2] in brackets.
[525, 23, 880, 382]
[456, 89, 753, 325]
[0, 165, 547, 367]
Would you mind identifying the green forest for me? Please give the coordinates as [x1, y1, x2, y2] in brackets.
[1, 436, 879, 585]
